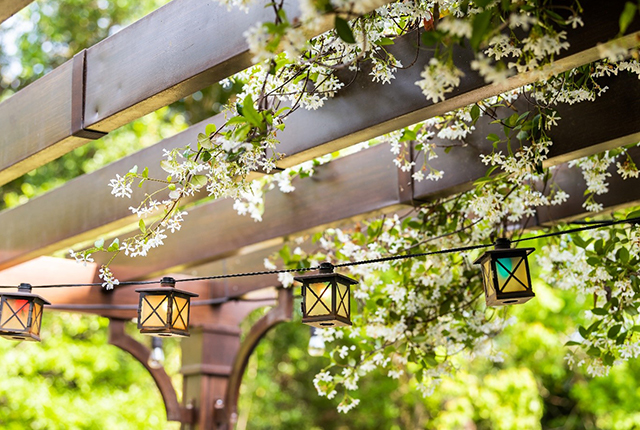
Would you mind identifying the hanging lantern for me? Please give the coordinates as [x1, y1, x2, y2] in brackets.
[0, 283, 50, 342]
[474, 238, 535, 306]
[295, 262, 357, 328]
[136, 277, 198, 337]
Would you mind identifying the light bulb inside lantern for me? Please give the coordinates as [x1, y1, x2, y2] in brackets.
[148, 338, 165, 369]
[308, 327, 325, 357]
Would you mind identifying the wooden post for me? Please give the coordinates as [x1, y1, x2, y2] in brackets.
[180, 324, 241, 429]
[180, 290, 293, 430]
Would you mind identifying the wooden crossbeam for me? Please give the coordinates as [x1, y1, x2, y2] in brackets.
[94, 143, 410, 279]
[0, 1, 636, 185]
[5, 142, 639, 316]
[0, 0, 393, 186]
[0, 0, 31, 24]
[1, 69, 638, 272]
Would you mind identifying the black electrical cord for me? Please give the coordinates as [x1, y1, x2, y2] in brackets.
[1, 216, 638, 291]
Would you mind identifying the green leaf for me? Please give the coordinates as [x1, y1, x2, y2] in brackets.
[197, 133, 213, 150]
[627, 210, 640, 221]
[572, 235, 589, 248]
[486, 133, 500, 142]
[139, 219, 146, 235]
[470, 10, 492, 51]
[376, 37, 394, 46]
[191, 175, 208, 188]
[603, 352, 615, 366]
[470, 104, 481, 123]
[618, 247, 630, 264]
[421, 31, 441, 46]
[564, 341, 581, 346]
[578, 325, 588, 338]
[107, 238, 120, 252]
[94, 238, 105, 249]
[242, 94, 264, 129]
[591, 307, 608, 316]
[205, 123, 217, 136]
[608, 324, 622, 339]
[619, 2, 638, 34]
[334, 16, 356, 44]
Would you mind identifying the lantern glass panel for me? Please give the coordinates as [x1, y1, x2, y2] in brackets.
[336, 282, 349, 318]
[1, 298, 29, 330]
[172, 296, 188, 330]
[482, 260, 495, 297]
[141, 294, 169, 327]
[306, 282, 332, 317]
[495, 256, 529, 293]
[32, 303, 43, 336]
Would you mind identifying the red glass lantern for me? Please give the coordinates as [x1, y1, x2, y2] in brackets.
[0, 283, 50, 342]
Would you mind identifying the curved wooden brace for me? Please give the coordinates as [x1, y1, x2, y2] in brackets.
[108, 319, 194, 424]
[224, 288, 294, 425]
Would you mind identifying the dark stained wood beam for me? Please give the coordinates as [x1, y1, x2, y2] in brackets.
[0, 1, 635, 186]
[94, 143, 410, 280]
[2, 143, 639, 318]
[0, 54, 106, 185]
[0, 0, 31, 24]
[0, 0, 392, 186]
[1, 69, 638, 272]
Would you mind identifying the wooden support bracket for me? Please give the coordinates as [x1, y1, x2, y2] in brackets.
[108, 319, 195, 424]
[71, 50, 108, 140]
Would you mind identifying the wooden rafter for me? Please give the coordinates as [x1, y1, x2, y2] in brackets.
[0, 0, 394, 186]
[1, 70, 638, 273]
[0, 0, 31, 24]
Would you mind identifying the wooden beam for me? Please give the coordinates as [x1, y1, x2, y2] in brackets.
[412, 72, 640, 201]
[0, 0, 392, 186]
[3, 141, 640, 317]
[1, 68, 638, 273]
[0, 54, 106, 185]
[95, 143, 409, 280]
[0, 0, 32, 24]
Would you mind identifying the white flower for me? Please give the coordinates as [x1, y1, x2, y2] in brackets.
[277, 272, 295, 288]
[108, 174, 132, 198]
[98, 266, 120, 290]
[415, 58, 463, 103]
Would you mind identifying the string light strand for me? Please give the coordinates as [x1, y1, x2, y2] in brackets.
[1, 216, 638, 290]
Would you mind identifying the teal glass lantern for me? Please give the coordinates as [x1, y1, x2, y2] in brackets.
[295, 263, 357, 328]
[0, 283, 50, 342]
[473, 239, 535, 306]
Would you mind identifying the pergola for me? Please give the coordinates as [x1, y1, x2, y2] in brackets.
[0, 0, 639, 428]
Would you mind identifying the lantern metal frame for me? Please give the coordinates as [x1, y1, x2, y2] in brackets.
[295, 262, 357, 328]
[136, 277, 198, 337]
[0, 283, 51, 342]
[473, 239, 536, 306]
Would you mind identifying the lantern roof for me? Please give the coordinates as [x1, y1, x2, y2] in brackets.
[1, 290, 51, 305]
[294, 271, 358, 285]
[473, 245, 535, 265]
[135, 286, 199, 297]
